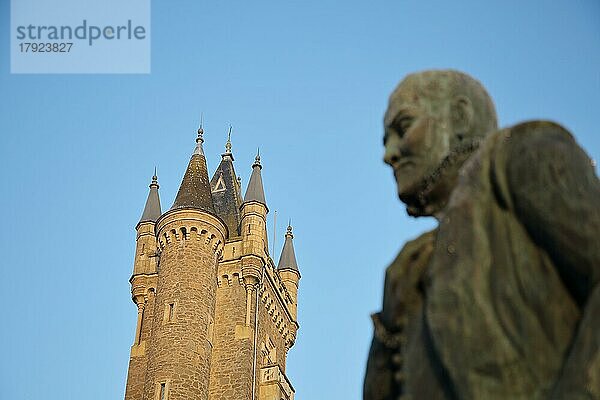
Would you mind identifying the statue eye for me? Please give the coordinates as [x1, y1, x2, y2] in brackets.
[394, 116, 414, 137]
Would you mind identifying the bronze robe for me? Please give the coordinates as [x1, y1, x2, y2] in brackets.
[364, 122, 600, 400]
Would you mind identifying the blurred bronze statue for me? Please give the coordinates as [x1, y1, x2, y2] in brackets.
[364, 70, 600, 400]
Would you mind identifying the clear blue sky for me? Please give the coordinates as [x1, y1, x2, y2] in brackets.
[0, 1, 598, 399]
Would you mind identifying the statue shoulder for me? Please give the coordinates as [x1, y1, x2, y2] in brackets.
[386, 229, 437, 278]
[485, 120, 576, 155]
[483, 121, 585, 210]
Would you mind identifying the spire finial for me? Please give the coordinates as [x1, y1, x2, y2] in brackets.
[286, 221, 293, 238]
[253, 148, 261, 166]
[194, 116, 205, 156]
[150, 167, 159, 188]
[197, 113, 205, 141]
[225, 125, 232, 154]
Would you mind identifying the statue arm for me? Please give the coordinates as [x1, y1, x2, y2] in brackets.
[497, 121, 600, 399]
[364, 231, 435, 400]
[364, 258, 407, 400]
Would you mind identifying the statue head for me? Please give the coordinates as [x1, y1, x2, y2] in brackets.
[383, 70, 498, 216]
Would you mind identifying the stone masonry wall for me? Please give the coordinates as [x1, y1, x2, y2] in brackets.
[257, 277, 289, 370]
[208, 262, 254, 399]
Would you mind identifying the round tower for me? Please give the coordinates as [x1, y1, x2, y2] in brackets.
[131, 171, 161, 315]
[142, 128, 227, 400]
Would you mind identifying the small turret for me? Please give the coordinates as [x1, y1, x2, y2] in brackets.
[133, 172, 162, 277]
[278, 223, 301, 321]
[240, 151, 269, 304]
[126, 172, 162, 398]
[240, 151, 269, 258]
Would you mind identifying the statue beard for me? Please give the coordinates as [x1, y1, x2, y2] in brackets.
[402, 138, 482, 217]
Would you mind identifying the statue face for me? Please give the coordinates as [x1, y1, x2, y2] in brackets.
[383, 81, 453, 202]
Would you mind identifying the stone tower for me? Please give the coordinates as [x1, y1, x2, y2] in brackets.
[124, 125, 301, 400]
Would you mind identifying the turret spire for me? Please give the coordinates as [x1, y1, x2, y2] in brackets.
[277, 223, 299, 273]
[171, 124, 215, 213]
[139, 170, 162, 224]
[243, 149, 267, 206]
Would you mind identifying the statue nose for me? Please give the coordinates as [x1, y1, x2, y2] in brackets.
[384, 147, 399, 165]
[384, 134, 402, 165]
[384, 137, 411, 166]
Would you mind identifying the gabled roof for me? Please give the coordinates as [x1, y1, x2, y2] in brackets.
[210, 140, 243, 237]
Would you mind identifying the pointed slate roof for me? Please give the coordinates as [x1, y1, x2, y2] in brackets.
[243, 153, 267, 206]
[139, 171, 162, 224]
[277, 224, 299, 274]
[171, 127, 215, 213]
[210, 133, 243, 237]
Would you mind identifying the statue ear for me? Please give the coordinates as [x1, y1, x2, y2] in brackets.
[451, 95, 474, 139]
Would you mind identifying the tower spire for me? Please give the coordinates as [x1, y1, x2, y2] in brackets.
[139, 170, 162, 224]
[278, 222, 299, 273]
[243, 149, 266, 206]
[171, 125, 215, 212]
